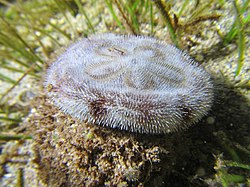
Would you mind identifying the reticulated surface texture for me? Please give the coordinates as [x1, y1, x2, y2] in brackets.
[45, 33, 213, 134]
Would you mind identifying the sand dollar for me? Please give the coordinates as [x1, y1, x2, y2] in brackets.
[45, 33, 213, 134]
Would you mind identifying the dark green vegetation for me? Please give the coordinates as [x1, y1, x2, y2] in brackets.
[0, 0, 249, 186]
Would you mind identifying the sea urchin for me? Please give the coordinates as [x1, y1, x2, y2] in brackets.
[44, 33, 213, 134]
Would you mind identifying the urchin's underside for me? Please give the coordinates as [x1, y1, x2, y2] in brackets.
[45, 33, 213, 134]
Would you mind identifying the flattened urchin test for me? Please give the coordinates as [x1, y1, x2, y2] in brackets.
[45, 33, 213, 134]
